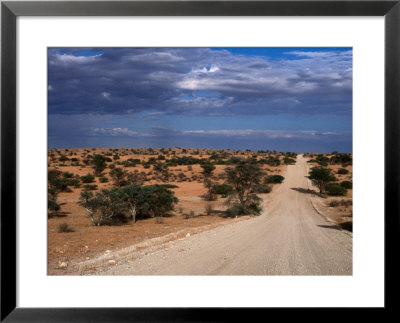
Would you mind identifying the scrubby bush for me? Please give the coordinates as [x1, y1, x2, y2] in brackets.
[83, 184, 98, 191]
[266, 175, 284, 184]
[201, 162, 216, 177]
[184, 211, 195, 219]
[58, 223, 75, 233]
[91, 154, 107, 176]
[79, 189, 129, 226]
[59, 155, 69, 162]
[48, 199, 60, 211]
[80, 174, 95, 183]
[205, 204, 213, 215]
[330, 153, 352, 165]
[337, 168, 349, 174]
[262, 156, 281, 166]
[136, 185, 178, 218]
[203, 179, 217, 201]
[308, 167, 337, 194]
[283, 157, 296, 165]
[226, 198, 262, 217]
[213, 184, 234, 197]
[340, 180, 353, 189]
[63, 172, 74, 178]
[109, 167, 128, 187]
[325, 183, 347, 196]
[329, 200, 339, 207]
[65, 178, 80, 187]
[99, 177, 109, 183]
[225, 161, 264, 215]
[252, 183, 272, 193]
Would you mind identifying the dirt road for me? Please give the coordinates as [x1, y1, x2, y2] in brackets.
[93, 155, 352, 275]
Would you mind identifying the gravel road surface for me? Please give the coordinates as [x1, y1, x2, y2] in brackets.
[94, 155, 352, 275]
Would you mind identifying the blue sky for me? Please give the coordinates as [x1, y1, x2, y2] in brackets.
[48, 47, 352, 152]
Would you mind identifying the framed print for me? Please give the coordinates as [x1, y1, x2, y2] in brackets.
[1, 0, 399, 321]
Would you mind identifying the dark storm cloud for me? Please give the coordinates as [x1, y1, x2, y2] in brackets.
[48, 48, 352, 117]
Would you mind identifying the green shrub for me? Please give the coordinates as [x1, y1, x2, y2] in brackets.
[283, 157, 296, 165]
[63, 172, 74, 178]
[226, 202, 262, 217]
[252, 183, 272, 193]
[48, 199, 60, 211]
[329, 200, 339, 207]
[338, 168, 349, 174]
[83, 184, 98, 191]
[160, 184, 178, 189]
[80, 174, 95, 183]
[99, 177, 109, 183]
[65, 178, 80, 187]
[59, 155, 69, 162]
[325, 183, 347, 196]
[266, 175, 284, 184]
[214, 184, 234, 197]
[340, 181, 353, 189]
[308, 167, 337, 194]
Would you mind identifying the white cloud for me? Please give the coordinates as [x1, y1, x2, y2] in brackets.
[127, 52, 183, 63]
[192, 65, 220, 73]
[285, 50, 352, 58]
[183, 129, 339, 138]
[102, 92, 111, 100]
[55, 53, 103, 63]
[91, 127, 152, 137]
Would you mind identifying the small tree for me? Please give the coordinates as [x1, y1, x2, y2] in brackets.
[119, 185, 141, 223]
[225, 161, 264, 215]
[137, 185, 178, 218]
[48, 199, 60, 212]
[201, 162, 216, 178]
[78, 189, 128, 226]
[48, 169, 66, 202]
[203, 179, 217, 201]
[109, 167, 128, 187]
[308, 167, 337, 194]
[91, 154, 107, 176]
[127, 171, 144, 186]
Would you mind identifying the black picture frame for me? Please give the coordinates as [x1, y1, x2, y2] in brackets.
[1, 0, 399, 321]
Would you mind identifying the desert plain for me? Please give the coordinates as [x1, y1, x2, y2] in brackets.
[48, 147, 352, 275]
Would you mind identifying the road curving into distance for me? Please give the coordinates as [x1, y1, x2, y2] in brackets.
[94, 154, 352, 275]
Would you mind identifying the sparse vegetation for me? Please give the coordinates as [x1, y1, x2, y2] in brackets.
[213, 184, 234, 197]
[80, 174, 95, 183]
[266, 175, 284, 184]
[201, 162, 216, 178]
[225, 161, 264, 216]
[48, 148, 352, 274]
[203, 179, 217, 201]
[91, 154, 107, 176]
[58, 222, 75, 233]
[109, 167, 128, 187]
[325, 183, 347, 196]
[340, 180, 352, 189]
[308, 167, 337, 194]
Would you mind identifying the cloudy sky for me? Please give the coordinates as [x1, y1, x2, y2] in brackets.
[48, 47, 352, 152]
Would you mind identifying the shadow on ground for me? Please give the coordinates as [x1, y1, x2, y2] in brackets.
[318, 222, 352, 232]
[291, 187, 320, 196]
